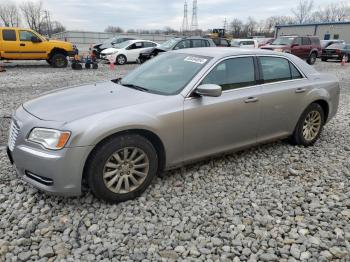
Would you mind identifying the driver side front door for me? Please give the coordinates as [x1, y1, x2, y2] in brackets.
[183, 56, 262, 162]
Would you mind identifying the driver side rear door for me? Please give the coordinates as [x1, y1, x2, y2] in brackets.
[126, 42, 144, 62]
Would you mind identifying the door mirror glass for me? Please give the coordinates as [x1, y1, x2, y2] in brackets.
[195, 84, 222, 97]
[31, 36, 42, 43]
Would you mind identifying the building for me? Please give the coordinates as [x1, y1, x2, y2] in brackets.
[275, 21, 350, 42]
[51, 31, 177, 51]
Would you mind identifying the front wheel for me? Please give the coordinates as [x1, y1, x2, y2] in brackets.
[116, 55, 127, 65]
[307, 52, 317, 65]
[290, 103, 324, 146]
[51, 53, 68, 68]
[86, 135, 158, 203]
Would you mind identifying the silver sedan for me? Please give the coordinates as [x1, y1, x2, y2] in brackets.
[7, 48, 340, 203]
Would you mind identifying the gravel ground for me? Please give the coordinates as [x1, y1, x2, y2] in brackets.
[0, 60, 349, 261]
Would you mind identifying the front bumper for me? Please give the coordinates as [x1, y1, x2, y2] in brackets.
[7, 107, 93, 197]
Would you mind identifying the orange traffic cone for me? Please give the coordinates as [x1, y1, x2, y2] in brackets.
[341, 55, 347, 66]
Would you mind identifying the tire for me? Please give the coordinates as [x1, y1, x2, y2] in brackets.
[321, 58, 327, 62]
[85, 62, 91, 69]
[290, 103, 324, 146]
[51, 53, 68, 68]
[116, 55, 127, 65]
[92, 63, 98, 69]
[86, 135, 158, 203]
[307, 52, 317, 65]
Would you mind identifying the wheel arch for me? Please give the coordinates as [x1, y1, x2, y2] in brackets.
[312, 99, 329, 123]
[82, 128, 166, 189]
[49, 48, 68, 58]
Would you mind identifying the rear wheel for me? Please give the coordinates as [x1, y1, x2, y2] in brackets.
[307, 52, 317, 65]
[51, 53, 68, 68]
[290, 103, 324, 146]
[86, 135, 158, 203]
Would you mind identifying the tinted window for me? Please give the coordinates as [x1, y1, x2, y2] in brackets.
[128, 42, 143, 49]
[302, 37, 311, 45]
[294, 37, 302, 46]
[143, 42, 156, 47]
[202, 57, 255, 91]
[19, 30, 37, 41]
[192, 39, 204, 48]
[290, 63, 303, 79]
[203, 40, 210, 47]
[260, 57, 291, 83]
[2, 29, 16, 41]
[174, 40, 191, 49]
[243, 41, 254, 45]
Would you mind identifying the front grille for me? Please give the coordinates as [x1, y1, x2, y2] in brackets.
[8, 119, 20, 151]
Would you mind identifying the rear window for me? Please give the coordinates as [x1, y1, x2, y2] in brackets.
[2, 29, 16, 41]
[260, 56, 303, 83]
[302, 37, 311, 45]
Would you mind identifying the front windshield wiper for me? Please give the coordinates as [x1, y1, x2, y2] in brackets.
[120, 83, 149, 92]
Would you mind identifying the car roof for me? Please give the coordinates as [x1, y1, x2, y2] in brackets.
[174, 47, 276, 58]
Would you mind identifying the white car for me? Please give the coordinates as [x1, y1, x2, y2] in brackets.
[230, 39, 258, 49]
[101, 40, 159, 65]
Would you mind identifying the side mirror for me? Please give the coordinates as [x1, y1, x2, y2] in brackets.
[31, 36, 42, 43]
[195, 84, 222, 97]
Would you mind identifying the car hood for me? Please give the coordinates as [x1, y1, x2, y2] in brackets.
[22, 81, 162, 122]
[101, 48, 121, 54]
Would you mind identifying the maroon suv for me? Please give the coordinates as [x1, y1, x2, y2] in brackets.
[261, 36, 322, 65]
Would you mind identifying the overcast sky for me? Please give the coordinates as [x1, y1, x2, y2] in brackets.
[9, 0, 344, 31]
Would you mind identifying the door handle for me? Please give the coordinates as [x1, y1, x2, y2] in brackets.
[244, 97, 259, 103]
[20, 43, 25, 46]
[295, 88, 306, 93]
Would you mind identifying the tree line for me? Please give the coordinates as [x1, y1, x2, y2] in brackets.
[0, 1, 65, 37]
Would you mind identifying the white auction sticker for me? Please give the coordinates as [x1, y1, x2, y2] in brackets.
[184, 56, 207, 64]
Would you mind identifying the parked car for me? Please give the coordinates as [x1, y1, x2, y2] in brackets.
[0, 27, 77, 68]
[210, 38, 231, 47]
[257, 38, 275, 48]
[260, 36, 322, 65]
[93, 37, 135, 58]
[231, 39, 258, 48]
[7, 48, 339, 203]
[321, 39, 345, 51]
[100, 40, 159, 65]
[138, 36, 216, 63]
[321, 43, 350, 62]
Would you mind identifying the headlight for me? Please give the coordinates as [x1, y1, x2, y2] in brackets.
[274, 48, 284, 52]
[28, 128, 71, 150]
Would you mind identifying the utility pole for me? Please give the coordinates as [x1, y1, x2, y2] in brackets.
[182, 0, 189, 34]
[44, 10, 52, 38]
[191, 0, 198, 33]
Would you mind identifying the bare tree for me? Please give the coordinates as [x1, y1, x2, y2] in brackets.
[230, 18, 243, 37]
[292, 0, 314, 23]
[0, 2, 21, 27]
[245, 17, 257, 37]
[104, 26, 124, 33]
[21, 1, 44, 33]
[311, 2, 350, 22]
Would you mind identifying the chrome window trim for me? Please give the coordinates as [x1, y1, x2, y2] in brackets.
[184, 54, 307, 99]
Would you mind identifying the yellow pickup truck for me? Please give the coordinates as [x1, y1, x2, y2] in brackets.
[0, 27, 77, 68]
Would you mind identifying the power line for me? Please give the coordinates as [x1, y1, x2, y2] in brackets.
[182, 0, 189, 33]
[191, 0, 198, 32]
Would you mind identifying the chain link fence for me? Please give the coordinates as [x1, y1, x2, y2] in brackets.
[0, 116, 11, 148]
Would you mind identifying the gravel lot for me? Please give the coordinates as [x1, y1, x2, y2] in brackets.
[0, 60, 349, 261]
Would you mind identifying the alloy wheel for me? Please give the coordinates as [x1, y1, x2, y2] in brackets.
[118, 56, 126, 64]
[302, 110, 322, 141]
[103, 147, 149, 194]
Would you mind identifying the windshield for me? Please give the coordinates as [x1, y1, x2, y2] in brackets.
[231, 40, 241, 46]
[103, 37, 117, 45]
[271, 37, 294, 45]
[159, 38, 180, 50]
[119, 53, 211, 95]
[114, 40, 132, 49]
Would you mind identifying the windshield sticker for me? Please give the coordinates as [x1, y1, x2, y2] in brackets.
[184, 56, 207, 64]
